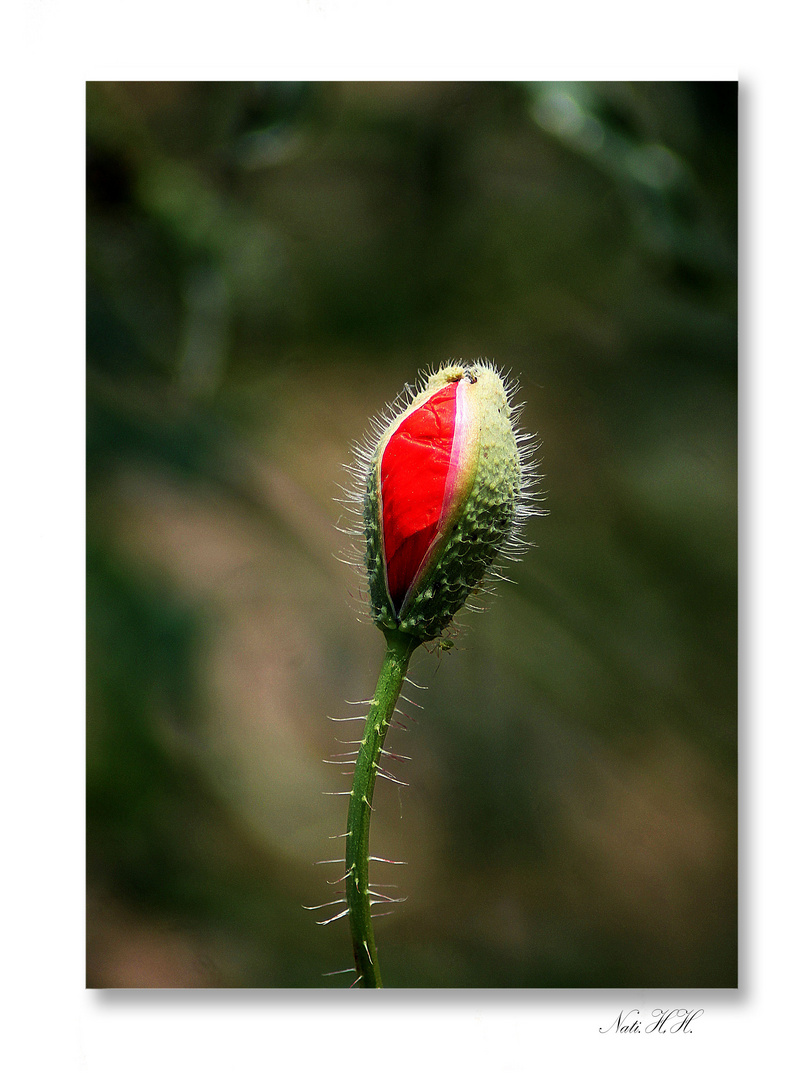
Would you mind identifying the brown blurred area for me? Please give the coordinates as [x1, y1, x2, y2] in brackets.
[87, 81, 737, 987]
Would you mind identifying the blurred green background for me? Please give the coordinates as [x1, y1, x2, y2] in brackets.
[86, 81, 737, 989]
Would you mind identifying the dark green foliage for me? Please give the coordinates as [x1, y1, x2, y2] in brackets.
[86, 81, 736, 988]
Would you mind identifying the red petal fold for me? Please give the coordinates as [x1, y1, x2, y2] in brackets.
[380, 382, 458, 612]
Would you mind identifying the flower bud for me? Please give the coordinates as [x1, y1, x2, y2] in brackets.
[361, 361, 532, 642]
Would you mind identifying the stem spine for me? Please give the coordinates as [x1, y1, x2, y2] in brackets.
[345, 628, 418, 987]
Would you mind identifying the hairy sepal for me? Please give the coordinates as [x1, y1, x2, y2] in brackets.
[362, 361, 531, 643]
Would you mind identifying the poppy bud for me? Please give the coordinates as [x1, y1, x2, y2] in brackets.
[359, 361, 534, 643]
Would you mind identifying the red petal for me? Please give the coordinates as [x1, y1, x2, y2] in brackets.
[381, 382, 459, 612]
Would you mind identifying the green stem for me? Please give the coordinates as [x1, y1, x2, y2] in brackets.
[345, 627, 418, 988]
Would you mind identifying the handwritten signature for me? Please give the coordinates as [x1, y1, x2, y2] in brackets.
[599, 1009, 704, 1034]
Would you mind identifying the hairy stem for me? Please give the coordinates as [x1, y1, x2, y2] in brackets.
[345, 627, 418, 987]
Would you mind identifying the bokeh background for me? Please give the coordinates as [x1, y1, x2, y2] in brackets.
[86, 81, 737, 989]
